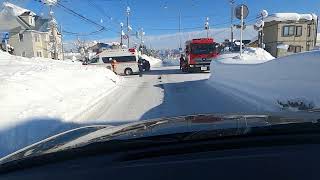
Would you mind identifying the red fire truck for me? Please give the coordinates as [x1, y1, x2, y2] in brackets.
[183, 38, 219, 72]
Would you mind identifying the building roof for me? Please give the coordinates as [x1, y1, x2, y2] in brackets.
[264, 13, 318, 23]
[2, 2, 36, 16]
[0, 2, 59, 34]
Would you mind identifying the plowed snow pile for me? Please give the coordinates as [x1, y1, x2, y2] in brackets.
[209, 49, 320, 111]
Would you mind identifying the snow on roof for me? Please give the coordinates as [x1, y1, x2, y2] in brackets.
[264, 13, 317, 22]
[2, 2, 36, 17]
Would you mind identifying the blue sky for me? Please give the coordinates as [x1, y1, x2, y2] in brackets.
[2, 0, 320, 41]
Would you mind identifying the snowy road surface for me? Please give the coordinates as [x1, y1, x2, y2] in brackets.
[77, 65, 258, 124]
[0, 64, 259, 158]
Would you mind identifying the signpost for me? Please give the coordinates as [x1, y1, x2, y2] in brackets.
[235, 4, 249, 57]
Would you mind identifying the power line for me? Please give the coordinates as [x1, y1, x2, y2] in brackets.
[55, 2, 106, 30]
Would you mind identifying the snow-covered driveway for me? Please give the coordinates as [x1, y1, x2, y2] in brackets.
[78, 65, 258, 124]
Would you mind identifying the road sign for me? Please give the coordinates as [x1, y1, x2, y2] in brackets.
[235, 4, 249, 19]
[122, 34, 128, 39]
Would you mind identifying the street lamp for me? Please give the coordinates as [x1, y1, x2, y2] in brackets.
[205, 17, 210, 38]
[126, 6, 131, 48]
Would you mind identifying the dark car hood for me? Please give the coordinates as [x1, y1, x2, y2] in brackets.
[0, 113, 319, 165]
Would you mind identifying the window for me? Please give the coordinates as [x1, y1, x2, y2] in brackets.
[307, 25, 311, 37]
[306, 43, 310, 51]
[295, 26, 302, 36]
[288, 45, 295, 52]
[102, 56, 136, 63]
[295, 46, 302, 53]
[191, 44, 214, 54]
[34, 34, 41, 42]
[19, 33, 24, 42]
[36, 51, 42, 57]
[102, 57, 110, 63]
[116, 56, 137, 62]
[90, 57, 99, 63]
[282, 26, 295, 36]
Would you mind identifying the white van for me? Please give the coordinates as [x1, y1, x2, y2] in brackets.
[88, 48, 139, 75]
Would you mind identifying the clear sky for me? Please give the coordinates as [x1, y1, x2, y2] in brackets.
[2, 0, 320, 41]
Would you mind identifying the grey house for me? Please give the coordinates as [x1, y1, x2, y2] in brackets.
[263, 13, 318, 57]
[0, 2, 63, 59]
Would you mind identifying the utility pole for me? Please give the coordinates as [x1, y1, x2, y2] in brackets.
[139, 28, 145, 54]
[240, 5, 243, 57]
[261, 15, 264, 48]
[120, 22, 124, 46]
[126, 6, 130, 48]
[258, 10, 268, 48]
[178, 11, 181, 50]
[60, 24, 64, 60]
[49, 5, 58, 60]
[229, 0, 235, 43]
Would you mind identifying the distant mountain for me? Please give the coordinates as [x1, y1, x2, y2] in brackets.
[143, 26, 257, 49]
[66, 26, 257, 50]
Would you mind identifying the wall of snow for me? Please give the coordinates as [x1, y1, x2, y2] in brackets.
[0, 51, 119, 157]
[217, 47, 275, 64]
[162, 58, 180, 66]
[209, 50, 320, 111]
[140, 54, 162, 66]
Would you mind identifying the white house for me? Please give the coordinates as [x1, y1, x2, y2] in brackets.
[0, 2, 63, 59]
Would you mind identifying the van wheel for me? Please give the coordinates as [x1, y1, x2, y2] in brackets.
[124, 68, 133, 75]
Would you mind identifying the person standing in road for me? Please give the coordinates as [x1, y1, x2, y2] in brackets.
[138, 58, 144, 77]
[179, 54, 185, 70]
[110, 58, 118, 74]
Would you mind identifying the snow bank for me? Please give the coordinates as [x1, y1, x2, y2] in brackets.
[0, 51, 119, 128]
[216, 47, 275, 64]
[163, 58, 180, 66]
[265, 13, 317, 22]
[209, 50, 320, 111]
[63, 52, 81, 61]
[0, 51, 119, 157]
[140, 54, 162, 66]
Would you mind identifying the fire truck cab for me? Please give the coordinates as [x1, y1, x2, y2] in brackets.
[184, 38, 219, 72]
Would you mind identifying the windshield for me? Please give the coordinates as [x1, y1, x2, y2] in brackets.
[191, 44, 215, 54]
[0, 0, 320, 165]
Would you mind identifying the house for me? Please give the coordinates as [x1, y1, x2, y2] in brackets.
[89, 42, 111, 54]
[0, 2, 63, 59]
[263, 13, 318, 57]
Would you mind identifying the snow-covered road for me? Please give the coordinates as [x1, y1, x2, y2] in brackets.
[77, 65, 258, 124]
[0, 63, 259, 158]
